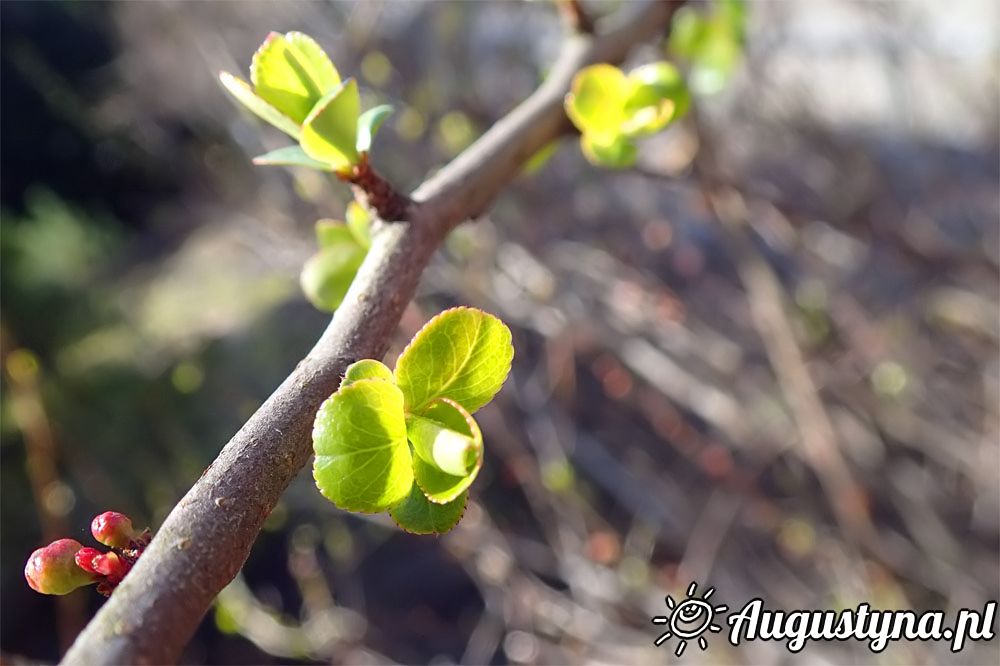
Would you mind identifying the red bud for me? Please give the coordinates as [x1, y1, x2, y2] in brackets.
[91, 511, 137, 548]
[25, 539, 97, 595]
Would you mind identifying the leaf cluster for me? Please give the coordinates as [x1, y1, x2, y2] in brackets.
[564, 61, 690, 169]
[220, 32, 392, 174]
[301, 202, 371, 312]
[312, 308, 514, 534]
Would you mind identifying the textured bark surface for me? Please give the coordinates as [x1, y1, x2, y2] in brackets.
[62, 3, 682, 663]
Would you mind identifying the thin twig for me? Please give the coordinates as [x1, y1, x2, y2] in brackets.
[62, 3, 684, 663]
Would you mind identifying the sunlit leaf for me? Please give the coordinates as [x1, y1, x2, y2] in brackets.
[389, 484, 467, 535]
[251, 31, 340, 124]
[301, 79, 361, 172]
[580, 134, 637, 169]
[408, 398, 483, 504]
[312, 378, 412, 513]
[345, 201, 371, 249]
[356, 104, 394, 154]
[564, 64, 632, 141]
[394, 307, 514, 414]
[300, 239, 366, 312]
[252, 145, 332, 170]
[219, 72, 302, 139]
[342, 359, 394, 387]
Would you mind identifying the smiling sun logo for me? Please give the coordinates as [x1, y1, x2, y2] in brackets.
[651, 582, 729, 656]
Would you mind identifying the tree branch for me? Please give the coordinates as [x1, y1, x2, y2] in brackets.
[62, 3, 682, 663]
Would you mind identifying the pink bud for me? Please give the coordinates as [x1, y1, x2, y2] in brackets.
[91, 511, 137, 548]
[74, 547, 103, 575]
[24, 539, 97, 595]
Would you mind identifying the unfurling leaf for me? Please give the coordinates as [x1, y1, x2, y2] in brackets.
[389, 484, 467, 535]
[409, 398, 483, 504]
[313, 378, 413, 513]
[394, 307, 514, 414]
[301, 79, 361, 172]
[251, 31, 341, 124]
[356, 104, 394, 154]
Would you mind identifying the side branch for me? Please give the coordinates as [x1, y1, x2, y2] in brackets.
[62, 3, 682, 663]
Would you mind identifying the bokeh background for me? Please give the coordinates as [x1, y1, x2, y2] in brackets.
[2, 1, 998, 664]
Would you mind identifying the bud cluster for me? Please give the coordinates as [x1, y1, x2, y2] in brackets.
[24, 511, 152, 597]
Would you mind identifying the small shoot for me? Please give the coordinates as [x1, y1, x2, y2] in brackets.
[220, 31, 394, 176]
[565, 61, 690, 169]
[300, 203, 372, 312]
[312, 308, 514, 534]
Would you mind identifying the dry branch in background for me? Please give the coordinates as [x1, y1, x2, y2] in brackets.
[63, 3, 684, 663]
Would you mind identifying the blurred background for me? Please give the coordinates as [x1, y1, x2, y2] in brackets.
[2, 1, 998, 664]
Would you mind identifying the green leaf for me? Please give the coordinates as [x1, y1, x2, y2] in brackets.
[252, 145, 332, 171]
[313, 378, 412, 513]
[251, 31, 340, 125]
[408, 398, 483, 504]
[394, 307, 514, 414]
[564, 64, 632, 142]
[314, 219, 356, 248]
[219, 72, 302, 140]
[301, 79, 361, 172]
[345, 201, 371, 249]
[389, 484, 467, 535]
[342, 359, 394, 387]
[356, 104, 394, 154]
[623, 62, 690, 135]
[580, 134, 637, 169]
[300, 240, 366, 312]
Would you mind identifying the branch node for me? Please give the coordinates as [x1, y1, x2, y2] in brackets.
[341, 154, 412, 222]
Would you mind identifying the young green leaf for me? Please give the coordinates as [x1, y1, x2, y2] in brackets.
[408, 398, 481, 477]
[313, 378, 412, 513]
[300, 79, 361, 172]
[219, 72, 302, 140]
[300, 240, 366, 312]
[565, 64, 632, 142]
[345, 201, 371, 249]
[394, 307, 514, 414]
[251, 31, 341, 125]
[389, 484, 467, 535]
[314, 220, 357, 248]
[356, 104, 394, 154]
[408, 398, 483, 504]
[342, 359, 394, 387]
[252, 145, 332, 171]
